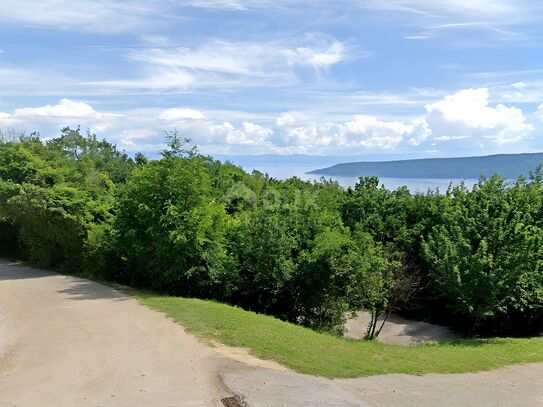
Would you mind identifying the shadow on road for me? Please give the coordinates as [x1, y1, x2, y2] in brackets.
[0, 260, 53, 281]
[56, 279, 129, 301]
[0, 259, 128, 302]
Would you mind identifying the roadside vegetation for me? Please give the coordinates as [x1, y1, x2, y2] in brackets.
[139, 295, 543, 378]
[1, 127, 543, 340]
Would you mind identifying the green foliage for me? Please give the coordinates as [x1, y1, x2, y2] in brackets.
[2, 129, 543, 336]
[422, 176, 543, 334]
[0, 216, 19, 256]
[0, 128, 133, 271]
[139, 295, 543, 378]
[111, 157, 225, 294]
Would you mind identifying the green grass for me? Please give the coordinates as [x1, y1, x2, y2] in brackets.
[136, 294, 543, 378]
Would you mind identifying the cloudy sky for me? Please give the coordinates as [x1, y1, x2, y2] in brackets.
[1, 0, 543, 157]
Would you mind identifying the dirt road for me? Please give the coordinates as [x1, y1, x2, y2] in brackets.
[2, 259, 543, 407]
[0, 260, 364, 407]
[0, 260, 237, 406]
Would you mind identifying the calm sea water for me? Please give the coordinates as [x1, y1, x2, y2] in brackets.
[243, 163, 478, 193]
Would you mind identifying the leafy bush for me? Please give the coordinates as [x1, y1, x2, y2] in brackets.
[2, 129, 543, 335]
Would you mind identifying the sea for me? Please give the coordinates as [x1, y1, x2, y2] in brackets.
[239, 162, 479, 193]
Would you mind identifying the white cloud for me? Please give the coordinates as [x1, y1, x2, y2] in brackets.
[266, 114, 430, 152]
[0, 99, 427, 154]
[242, 122, 273, 142]
[284, 39, 346, 71]
[425, 88, 533, 145]
[158, 108, 204, 121]
[186, 0, 534, 24]
[404, 35, 430, 40]
[276, 113, 296, 126]
[511, 82, 527, 89]
[537, 103, 543, 122]
[1, 92, 539, 155]
[0, 67, 69, 96]
[1, 0, 538, 43]
[185, 0, 248, 10]
[357, 0, 541, 42]
[120, 36, 349, 92]
[433, 135, 470, 141]
[485, 79, 543, 104]
[0, 112, 18, 126]
[129, 44, 267, 76]
[0, 7, 351, 99]
[0, 1, 161, 33]
[342, 115, 422, 149]
[406, 118, 431, 146]
[359, 0, 533, 23]
[0, 99, 124, 140]
[83, 68, 196, 93]
[14, 99, 98, 118]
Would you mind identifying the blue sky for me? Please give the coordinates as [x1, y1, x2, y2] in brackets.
[1, 0, 543, 157]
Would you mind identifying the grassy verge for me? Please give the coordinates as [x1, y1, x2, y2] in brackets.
[136, 294, 543, 378]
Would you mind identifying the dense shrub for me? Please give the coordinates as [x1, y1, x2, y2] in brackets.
[2, 129, 543, 335]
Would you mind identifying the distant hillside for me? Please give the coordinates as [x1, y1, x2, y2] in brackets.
[308, 153, 543, 179]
